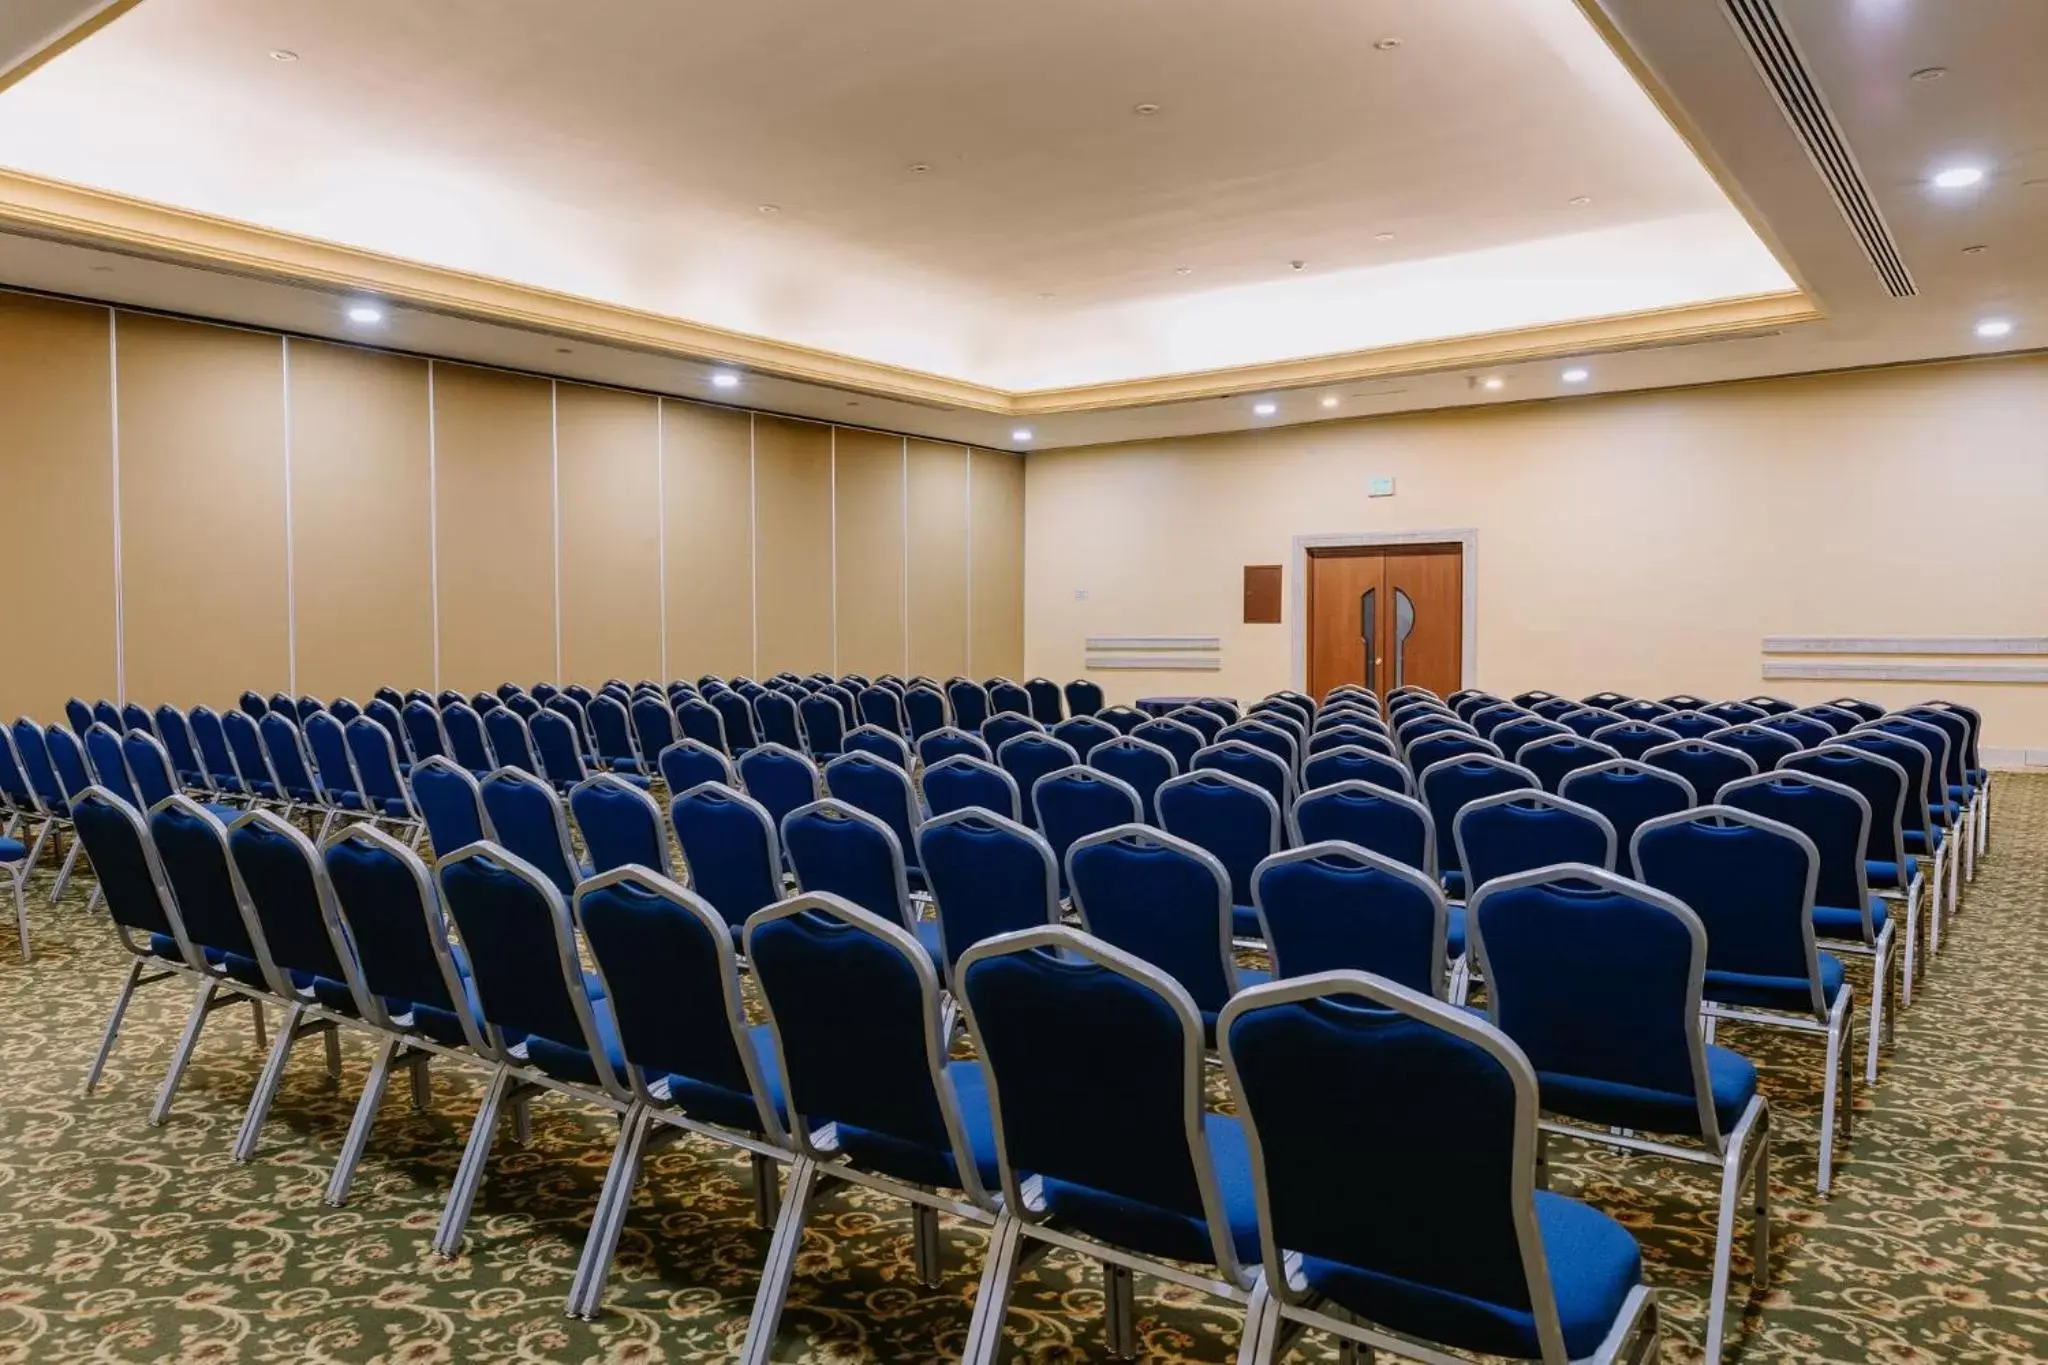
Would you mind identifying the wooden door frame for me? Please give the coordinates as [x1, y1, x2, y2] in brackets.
[1290, 528, 1478, 693]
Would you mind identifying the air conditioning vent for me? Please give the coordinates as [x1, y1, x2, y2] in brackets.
[1720, 0, 1916, 298]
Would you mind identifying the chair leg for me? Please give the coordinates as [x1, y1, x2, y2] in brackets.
[324, 1023, 344, 1083]
[1233, 1275, 1280, 1365]
[1899, 878, 1921, 1008]
[1104, 1260, 1138, 1360]
[409, 1052, 433, 1112]
[1947, 826, 1961, 921]
[566, 1105, 651, 1321]
[150, 979, 222, 1126]
[1751, 1116, 1772, 1290]
[1817, 996, 1847, 1197]
[911, 1197, 944, 1289]
[737, 1155, 821, 1365]
[82, 959, 147, 1096]
[326, 1035, 403, 1206]
[1865, 939, 1890, 1085]
[12, 874, 28, 963]
[1448, 955, 1470, 1006]
[751, 1150, 781, 1228]
[233, 1003, 309, 1163]
[433, 1065, 515, 1257]
[50, 838, 81, 903]
[959, 1212, 1026, 1365]
[1702, 1144, 1747, 1364]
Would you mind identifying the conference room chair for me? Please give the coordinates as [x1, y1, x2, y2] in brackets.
[478, 767, 587, 896]
[1511, 688, 1557, 707]
[1288, 780, 1436, 878]
[617, 694, 670, 768]
[0, 740, 29, 959]
[439, 703, 497, 779]
[1590, 720, 1681, 762]
[785, 692, 842, 761]
[1051, 714, 1119, 763]
[260, 712, 342, 836]
[1656, 710, 1729, 742]
[1223, 970, 1658, 1365]
[563, 866, 794, 1319]
[585, 694, 646, 777]
[82, 722, 143, 813]
[503, 692, 540, 721]
[1300, 743, 1410, 798]
[1192, 739, 1294, 812]
[189, 706, 253, 802]
[953, 925, 1262, 1363]
[1699, 700, 1768, 726]
[568, 773, 671, 878]
[478, 706, 540, 780]
[1253, 841, 1453, 998]
[1246, 705, 1307, 752]
[1062, 678, 1106, 718]
[1086, 734, 1177, 825]
[992, 731, 1077, 824]
[361, 698, 411, 767]
[1467, 864, 1765, 1362]
[1515, 733, 1619, 794]
[1453, 692, 1503, 723]
[1857, 716, 1958, 940]
[400, 700, 452, 766]
[1529, 695, 1583, 721]
[1216, 718, 1298, 777]
[1307, 721, 1387, 756]
[843, 723, 913, 770]
[1406, 729, 1504, 773]
[901, 685, 949, 740]
[737, 891, 1000, 1365]
[113, 703, 152, 741]
[1644, 738, 1757, 806]
[428, 843, 632, 1256]
[781, 798, 940, 964]
[1632, 806, 1856, 1196]
[1165, 704, 1227, 745]
[126, 729, 240, 825]
[1922, 700, 1988, 863]
[1394, 712, 1470, 754]
[658, 737, 736, 797]
[1611, 698, 1677, 725]
[1900, 705, 1978, 882]
[1418, 754, 1538, 901]
[1493, 716, 1571, 761]
[733, 743, 822, 845]
[710, 690, 760, 754]
[1094, 704, 1147, 734]
[916, 808, 1063, 983]
[670, 695, 728, 757]
[1581, 690, 1631, 710]
[342, 716, 423, 844]
[824, 750, 927, 890]
[943, 678, 991, 733]
[95, 699, 128, 731]
[527, 709, 590, 795]
[295, 695, 327, 723]
[372, 686, 408, 710]
[1758, 712, 1834, 752]
[1713, 721, 1802, 775]
[220, 709, 289, 813]
[1016, 677, 1060, 725]
[1130, 716, 1205, 773]
[1455, 789, 1617, 892]
[746, 690, 801, 754]
[1315, 700, 1385, 731]
[1468, 701, 1526, 736]
[854, 684, 907, 736]
[1560, 760, 1695, 857]
[1156, 769, 1281, 942]
[915, 726, 990, 770]
[409, 757, 494, 857]
[1798, 705, 1863, 737]
[1781, 744, 1917, 1000]
[669, 781, 785, 946]
[1032, 766, 1142, 894]
[307, 709, 382, 823]
[1558, 706, 1624, 739]
[921, 755, 1021, 822]
[1658, 693, 1711, 711]
[64, 698, 96, 734]
[979, 711, 1043, 759]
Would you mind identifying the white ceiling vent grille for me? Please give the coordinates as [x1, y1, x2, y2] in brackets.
[1720, 0, 1916, 298]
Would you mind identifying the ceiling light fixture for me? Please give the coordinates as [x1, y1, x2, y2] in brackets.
[1482, 377, 1505, 391]
[1561, 367, 1590, 383]
[1568, 195, 1592, 207]
[344, 303, 383, 325]
[1289, 260, 1306, 271]
[1132, 102, 1161, 116]
[1930, 164, 1985, 189]
[1909, 66, 1946, 82]
[757, 204, 781, 215]
[1319, 396, 1340, 409]
[1373, 37, 1402, 50]
[555, 346, 571, 354]
[269, 49, 298, 62]
[1011, 428, 1034, 442]
[1174, 266, 1192, 275]
[710, 370, 741, 389]
[1962, 243, 1988, 255]
[907, 162, 932, 174]
[1373, 232, 1395, 242]
[1975, 318, 2014, 339]
[1253, 401, 1279, 417]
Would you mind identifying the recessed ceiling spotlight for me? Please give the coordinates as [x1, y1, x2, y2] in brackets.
[1962, 243, 1988, 255]
[1975, 318, 2014, 339]
[90, 264, 114, 274]
[1568, 195, 1592, 207]
[1930, 164, 1985, 189]
[1909, 66, 1947, 82]
[846, 400, 861, 407]
[1373, 232, 1395, 242]
[1036, 291, 1056, 300]
[555, 346, 571, 354]
[1011, 428, 1034, 442]
[1373, 37, 1402, 50]
[1481, 377, 1505, 391]
[907, 162, 932, 174]
[269, 49, 298, 62]
[344, 303, 383, 325]
[1174, 266, 1193, 275]
[1253, 400, 1279, 416]
[710, 370, 741, 389]
[1561, 367, 1590, 383]
[1319, 395, 1340, 409]
[757, 204, 781, 215]
[1289, 260, 1306, 271]
[1132, 102, 1161, 116]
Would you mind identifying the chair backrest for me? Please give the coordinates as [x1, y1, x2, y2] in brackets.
[1468, 702, 1526, 737]
[1491, 716, 1569, 761]
[1642, 738, 1755, 805]
[94, 699, 126, 731]
[657, 737, 736, 796]
[1221, 973, 1571, 1359]
[546, 693, 595, 753]
[410, 756, 492, 854]
[1220, 717, 1299, 772]
[1922, 700, 1982, 771]
[1699, 700, 1767, 725]
[781, 798, 914, 932]
[1827, 697, 1887, 724]
[1799, 704, 1862, 737]
[746, 893, 990, 1200]
[1861, 717, 1948, 813]
[1718, 769, 1871, 919]
[148, 796, 261, 965]
[843, 724, 913, 769]
[1514, 734, 1618, 794]
[628, 694, 678, 763]
[220, 708, 279, 796]
[1557, 706, 1623, 739]
[1839, 731, 1931, 836]
[823, 751, 923, 868]
[1031, 765, 1142, 886]
[1022, 677, 1065, 724]
[344, 716, 412, 810]
[669, 781, 783, 936]
[1781, 745, 1908, 869]
[1470, 866, 1719, 1142]
[478, 767, 581, 895]
[1050, 715, 1118, 763]
[1254, 841, 1447, 995]
[363, 697, 410, 761]
[1191, 739, 1293, 811]
[752, 689, 805, 751]
[915, 726, 990, 769]
[187, 706, 242, 791]
[957, 926, 1243, 1278]
[857, 685, 907, 735]
[1063, 678, 1106, 717]
[921, 754, 1022, 822]
[259, 712, 324, 801]
[227, 809, 376, 1018]
[1131, 717, 1204, 773]
[401, 700, 450, 762]
[902, 685, 949, 740]
[1588, 720, 1680, 761]
[330, 697, 365, 725]
[82, 722, 140, 807]
[305, 710, 364, 799]
[65, 698, 97, 734]
[1632, 806, 1827, 1016]
[1406, 730, 1504, 774]
[436, 844, 623, 1092]
[1309, 722, 1392, 756]
[672, 695, 730, 755]
[153, 705, 205, 783]
[1454, 790, 1617, 891]
[917, 809, 1061, 976]
[1155, 769, 1281, 909]
[1165, 705, 1225, 744]
[1288, 780, 1436, 876]
[994, 732, 1080, 824]
[1713, 722, 1801, 774]
[733, 742, 820, 838]
[68, 786, 188, 956]
[46, 724, 97, 803]
[0, 727, 38, 816]
[1901, 706, 1970, 788]
[1417, 755, 1538, 878]
[482, 706, 539, 777]
[1759, 712, 1835, 751]
[1299, 743, 1411, 799]
[1085, 735, 1177, 824]
[1557, 760, 1695, 855]
[576, 866, 786, 1136]
[588, 694, 641, 769]
[441, 703, 495, 774]
[528, 709, 588, 790]
[1611, 698, 1674, 724]
[1658, 710, 1729, 741]
[569, 774, 671, 877]
[937, 679, 987, 733]
[121, 730, 180, 809]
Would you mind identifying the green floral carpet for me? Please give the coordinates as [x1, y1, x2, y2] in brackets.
[1, 776, 2042, 1362]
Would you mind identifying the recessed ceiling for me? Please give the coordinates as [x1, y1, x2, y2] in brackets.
[0, 0, 1793, 391]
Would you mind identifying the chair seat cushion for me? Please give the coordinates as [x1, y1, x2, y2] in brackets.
[1300, 1189, 1641, 1360]
[1033, 1112, 1264, 1267]
[658, 1022, 787, 1135]
[831, 1058, 1002, 1192]
[1440, 870, 1467, 901]
[1537, 1044, 1756, 1138]
[203, 802, 243, 823]
[519, 986, 629, 1086]
[1903, 827, 1945, 854]
[605, 757, 645, 775]
[1967, 768, 1987, 785]
[1447, 906, 1467, 960]
[293, 970, 360, 1015]
[1865, 859, 1917, 891]
[1814, 896, 1888, 942]
[1232, 903, 1262, 939]
[0, 837, 24, 862]
[1704, 951, 1845, 1013]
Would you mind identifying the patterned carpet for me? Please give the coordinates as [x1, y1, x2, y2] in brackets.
[0, 776, 2042, 1363]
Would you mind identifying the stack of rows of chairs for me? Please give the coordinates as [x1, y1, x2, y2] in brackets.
[31, 670, 1996, 1364]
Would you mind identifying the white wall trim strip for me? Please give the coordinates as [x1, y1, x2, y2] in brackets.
[280, 336, 297, 694]
[963, 446, 974, 679]
[1086, 635, 1222, 652]
[1762, 660, 2048, 684]
[427, 361, 440, 691]
[1764, 635, 2048, 656]
[107, 308, 125, 703]
[899, 436, 910, 677]
[828, 427, 839, 676]
[550, 380, 562, 686]
[1085, 653, 1223, 671]
[1982, 746, 2048, 770]
[748, 412, 759, 678]
[655, 398, 668, 682]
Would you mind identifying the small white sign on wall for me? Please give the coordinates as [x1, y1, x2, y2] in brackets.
[1368, 477, 1396, 498]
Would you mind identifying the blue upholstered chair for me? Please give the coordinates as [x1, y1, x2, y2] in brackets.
[1051, 715, 1118, 763]
[981, 710, 1043, 757]
[220, 709, 285, 808]
[946, 678, 991, 733]
[993, 732, 1078, 826]
[670, 782, 784, 946]
[479, 706, 537, 779]
[1096, 704, 1147, 734]
[1309, 722, 1394, 756]
[1406, 729, 1504, 774]
[1560, 760, 1694, 859]
[1156, 769, 1281, 942]
[1799, 705, 1863, 737]
[564, 866, 794, 1319]
[1642, 738, 1755, 806]
[1468, 702, 1527, 738]
[1289, 780, 1435, 877]
[82, 722, 141, 810]
[857, 685, 908, 735]
[189, 706, 251, 800]
[1454, 790, 1617, 892]
[1085, 735, 1176, 825]
[1782, 743, 1918, 1011]
[1841, 729, 1937, 986]
[1062, 678, 1105, 718]
[1558, 706, 1624, 739]
[1253, 841, 1452, 998]
[1530, 697, 1581, 721]
[1711, 722, 1799, 775]
[781, 798, 940, 965]
[916, 726, 990, 770]
[94, 699, 127, 731]
[569, 773, 671, 878]
[671, 695, 729, 756]
[1610, 698, 1675, 725]
[527, 709, 589, 793]
[409, 756, 492, 856]
[1493, 716, 1571, 761]
[1165, 704, 1226, 745]
[657, 737, 736, 797]
[1515, 734, 1619, 794]
[902, 685, 950, 740]
[917, 809, 1062, 980]
[1858, 717, 1957, 938]
[922, 755, 1021, 822]
[587, 694, 645, 775]
[843, 723, 913, 769]
[737, 892, 1000, 1365]
[1023, 677, 1065, 725]
[824, 751, 926, 887]
[750, 690, 804, 753]
[1131, 716, 1205, 773]
[736, 743, 821, 843]
[1699, 700, 1767, 726]
[342, 717, 421, 841]
[628, 694, 678, 766]
[1191, 739, 1293, 812]
[440, 703, 496, 778]
[118, 729, 179, 810]
[152, 705, 211, 794]
[1659, 710, 1730, 741]
[478, 767, 587, 896]
[710, 690, 759, 753]
[401, 700, 451, 765]
[1631, 806, 1856, 1196]
[1031, 765, 1142, 893]
[1588, 720, 1680, 762]
[954, 926, 1263, 1362]
[1222, 972, 1657, 1365]
[1417, 754, 1537, 901]
[1300, 743, 1411, 798]
[1759, 712, 1834, 751]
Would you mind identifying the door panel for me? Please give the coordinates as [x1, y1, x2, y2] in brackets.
[1307, 550, 1382, 700]
[1308, 544, 1462, 699]
[1382, 549, 1462, 697]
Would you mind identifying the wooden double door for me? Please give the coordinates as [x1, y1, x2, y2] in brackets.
[1306, 544, 1463, 700]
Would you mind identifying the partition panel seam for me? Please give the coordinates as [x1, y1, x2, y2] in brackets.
[280, 336, 297, 694]
[427, 361, 441, 691]
[656, 397, 668, 681]
[108, 309, 125, 704]
[550, 380, 563, 686]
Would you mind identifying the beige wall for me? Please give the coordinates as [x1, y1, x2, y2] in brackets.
[0, 287, 1024, 717]
[1026, 354, 2048, 754]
